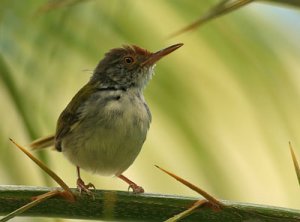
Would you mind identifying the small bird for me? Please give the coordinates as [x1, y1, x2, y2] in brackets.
[30, 43, 183, 194]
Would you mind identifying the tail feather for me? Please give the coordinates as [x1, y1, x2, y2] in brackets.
[30, 135, 55, 150]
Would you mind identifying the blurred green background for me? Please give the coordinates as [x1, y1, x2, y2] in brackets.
[1, 0, 300, 221]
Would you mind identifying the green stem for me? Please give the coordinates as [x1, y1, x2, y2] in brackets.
[0, 185, 299, 221]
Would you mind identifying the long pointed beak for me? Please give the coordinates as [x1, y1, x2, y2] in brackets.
[141, 43, 183, 67]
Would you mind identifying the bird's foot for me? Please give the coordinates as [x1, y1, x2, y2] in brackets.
[76, 178, 95, 196]
[128, 184, 144, 194]
[118, 174, 144, 194]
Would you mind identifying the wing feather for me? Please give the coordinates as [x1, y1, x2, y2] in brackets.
[55, 83, 97, 151]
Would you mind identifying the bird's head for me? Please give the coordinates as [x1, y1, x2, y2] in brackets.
[91, 43, 183, 90]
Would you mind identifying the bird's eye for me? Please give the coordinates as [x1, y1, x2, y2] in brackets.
[124, 56, 134, 64]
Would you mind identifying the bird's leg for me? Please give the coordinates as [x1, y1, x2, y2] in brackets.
[76, 166, 95, 195]
[118, 174, 144, 193]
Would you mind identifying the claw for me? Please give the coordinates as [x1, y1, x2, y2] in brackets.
[128, 184, 144, 194]
[76, 178, 96, 198]
[76, 166, 96, 198]
[118, 174, 144, 194]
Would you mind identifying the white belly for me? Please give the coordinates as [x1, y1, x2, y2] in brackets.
[61, 90, 151, 176]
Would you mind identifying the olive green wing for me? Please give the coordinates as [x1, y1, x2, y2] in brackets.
[55, 83, 97, 151]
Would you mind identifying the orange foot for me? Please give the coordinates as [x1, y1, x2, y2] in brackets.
[76, 178, 95, 195]
[128, 184, 144, 194]
[118, 174, 144, 194]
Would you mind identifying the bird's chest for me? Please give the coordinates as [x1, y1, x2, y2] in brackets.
[81, 90, 151, 138]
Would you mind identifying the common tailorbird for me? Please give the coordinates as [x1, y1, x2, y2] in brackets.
[30, 43, 183, 193]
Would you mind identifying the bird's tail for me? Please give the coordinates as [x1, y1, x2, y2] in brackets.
[30, 135, 55, 150]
